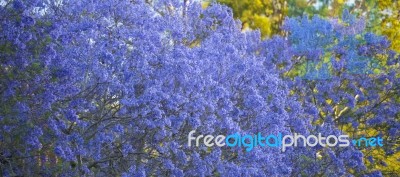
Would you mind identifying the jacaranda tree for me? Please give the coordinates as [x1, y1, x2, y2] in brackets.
[0, 0, 392, 176]
[265, 10, 399, 175]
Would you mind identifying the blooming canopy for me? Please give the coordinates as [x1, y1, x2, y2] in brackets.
[1, 0, 395, 176]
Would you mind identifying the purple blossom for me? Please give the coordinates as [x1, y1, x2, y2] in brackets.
[0, 1, 394, 176]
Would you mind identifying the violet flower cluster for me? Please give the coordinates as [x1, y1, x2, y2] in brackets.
[1, 0, 397, 176]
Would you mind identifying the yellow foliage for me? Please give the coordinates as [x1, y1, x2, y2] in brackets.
[253, 15, 272, 36]
[217, 0, 287, 38]
[373, 0, 400, 52]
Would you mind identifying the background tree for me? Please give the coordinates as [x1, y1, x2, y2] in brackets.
[216, 0, 288, 38]
[218, 0, 400, 51]
[265, 12, 400, 175]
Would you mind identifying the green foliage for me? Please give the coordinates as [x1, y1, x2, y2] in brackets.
[218, 0, 400, 52]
